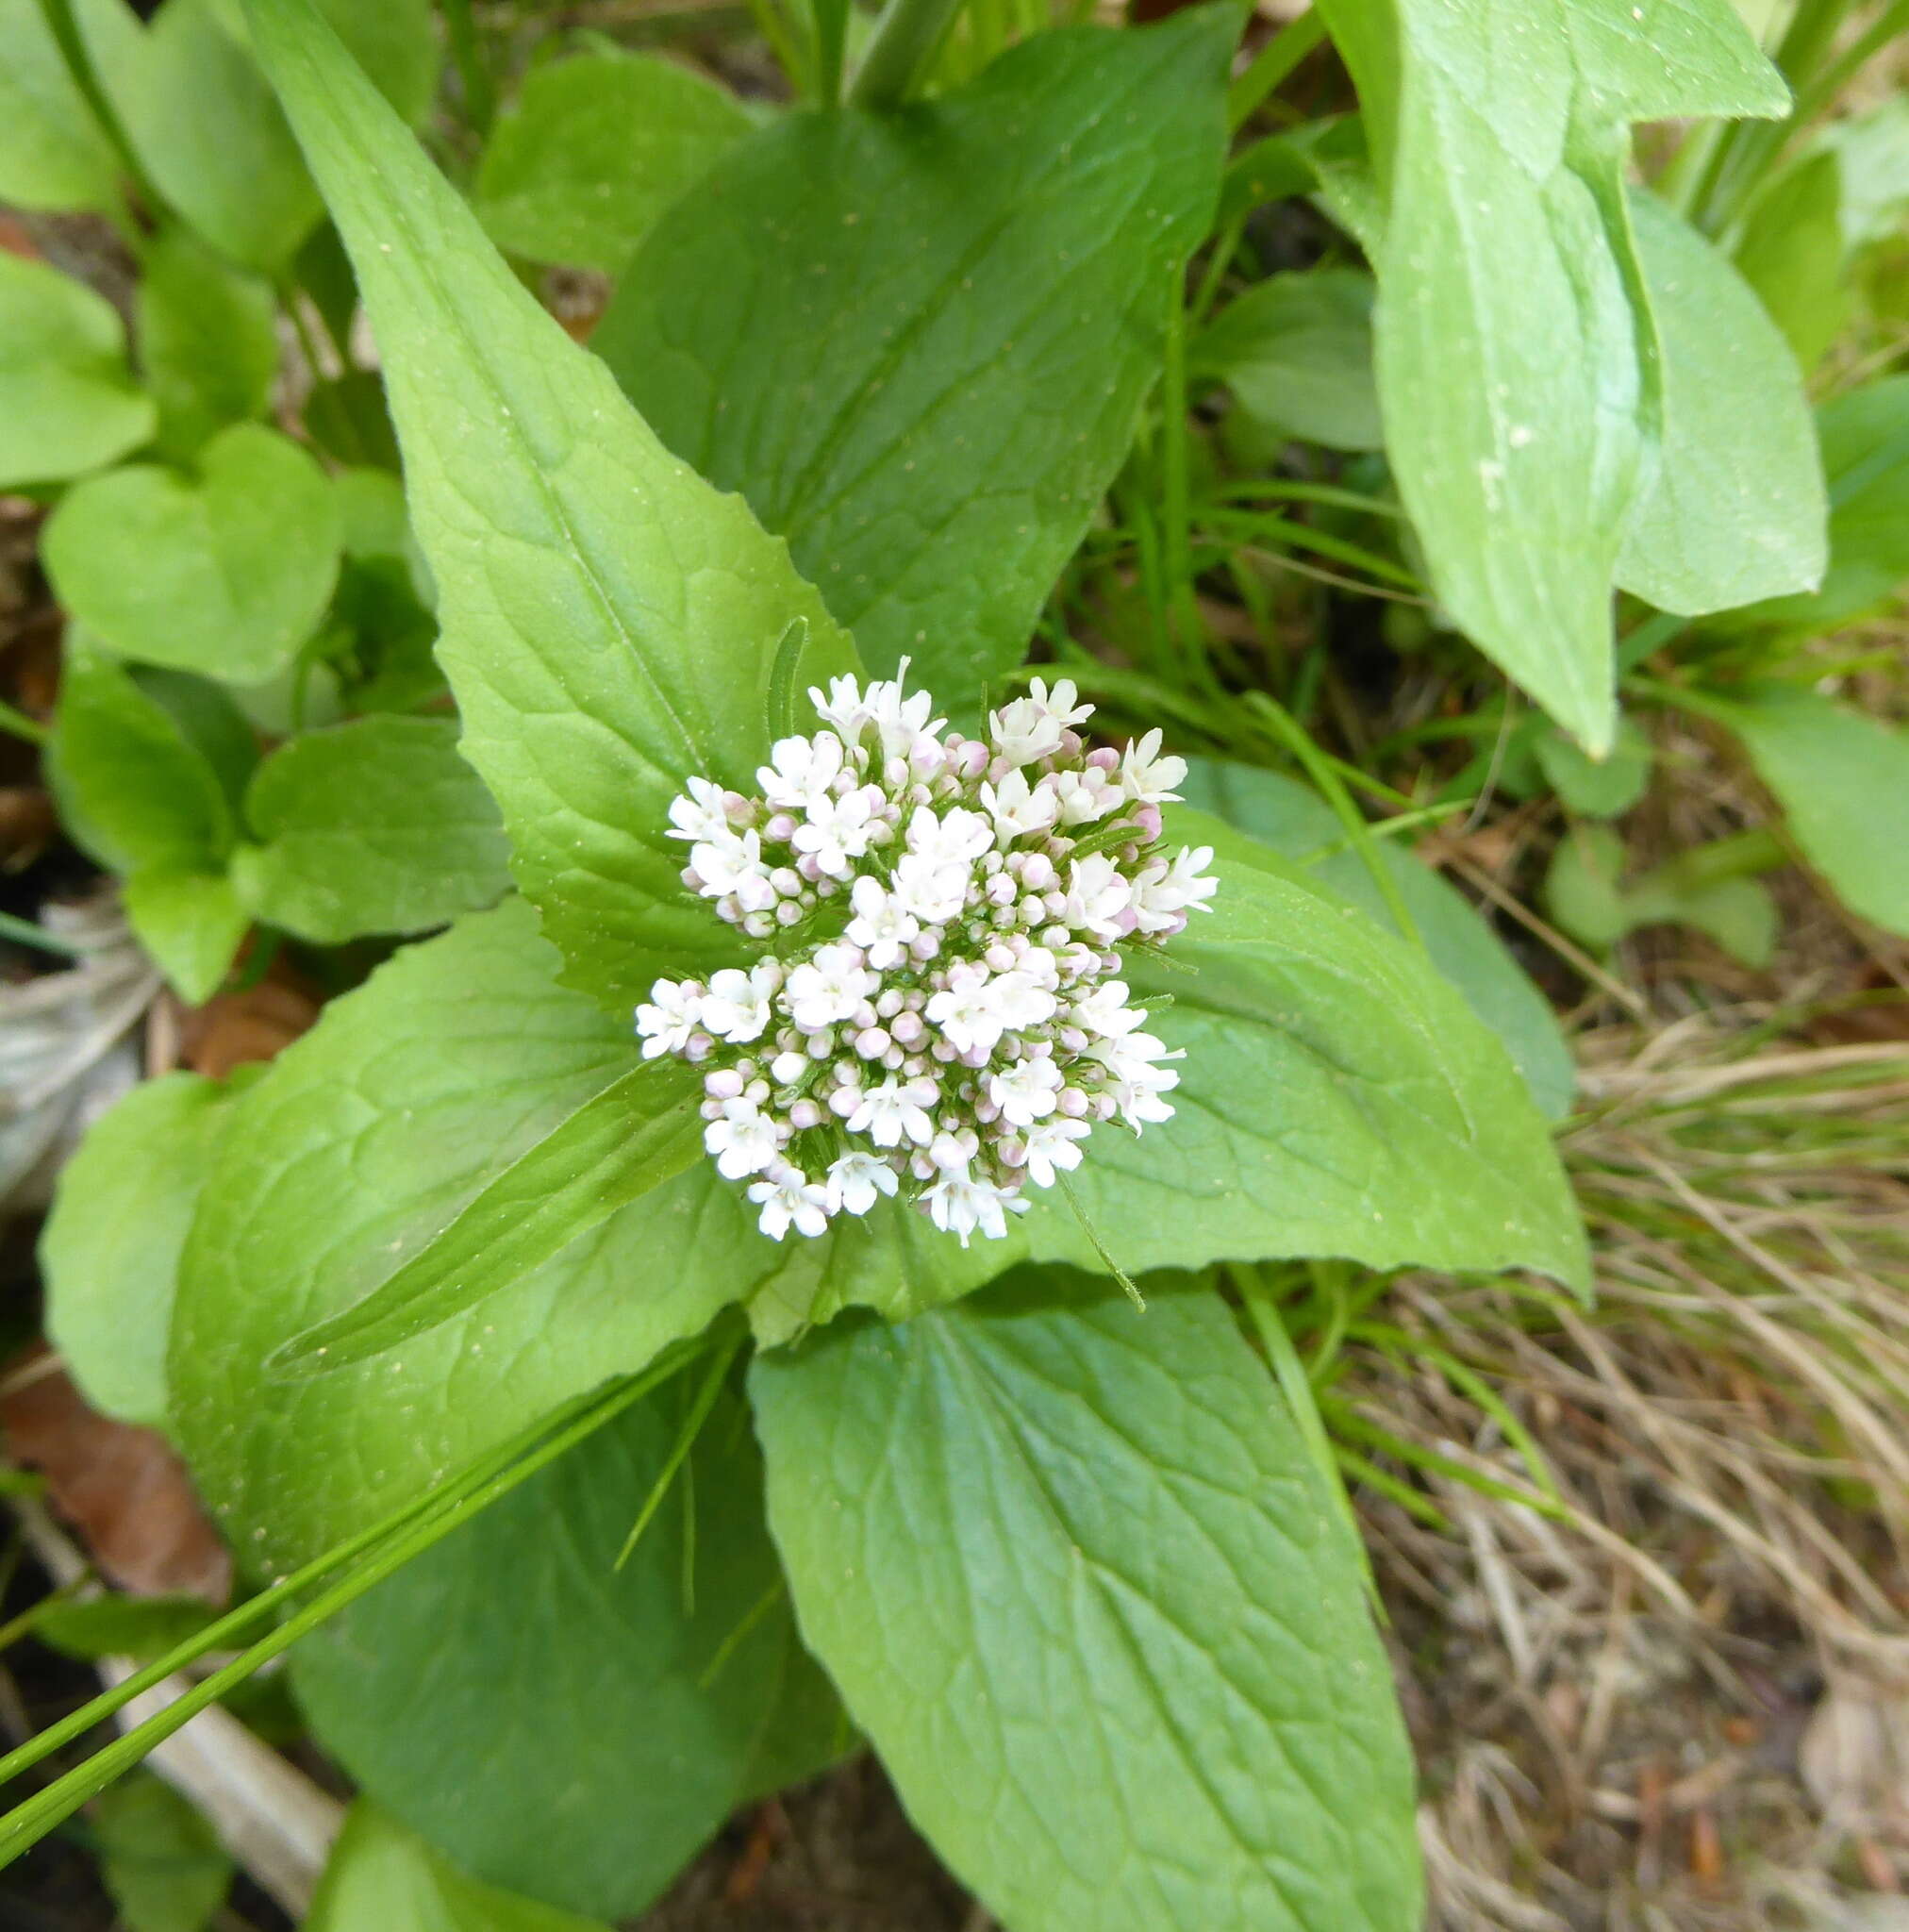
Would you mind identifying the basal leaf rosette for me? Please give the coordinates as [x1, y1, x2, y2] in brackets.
[638, 671, 1215, 1246]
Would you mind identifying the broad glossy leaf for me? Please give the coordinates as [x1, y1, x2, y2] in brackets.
[594, 10, 1233, 697]
[46, 643, 235, 879]
[307, 1805, 608, 1932]
[167, 900, 772, 1571]
[1192, 268, 1382, 452]
[231, 716, 511, 943]
[0, 0, 121, 213]
[0, 254, 154, 489]
[1718, 689, 1909, 937]
[1616, 189, 1825, 615]
[241, 0, 859, 1010]
[123, 871, 249, 1005]
[1738, 375, 1909, 629]
[754, 1274, 1422, 1932]
[137, 227, 280, 459]
[91, 1773, 233, 1932]
[42, 1072, 239, 1428]
[42, 423, 341, 682]
[1177, 758, 1574, 1117]
[473, 51, 754, 272]
[295, 1380, 842, 1918]
[272, 1058, 703, 1374]
[1313, 0, 1790, 752]
[1732, 150, 1847, 373]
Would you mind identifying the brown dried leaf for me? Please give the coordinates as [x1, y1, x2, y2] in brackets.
[1, 1350, 231, 1602]
[175, 974, 319, 1079]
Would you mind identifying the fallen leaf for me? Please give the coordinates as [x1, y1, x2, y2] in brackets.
[175, 972, 319, 1079]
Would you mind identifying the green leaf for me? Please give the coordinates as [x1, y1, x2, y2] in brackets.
[1542, 823, 1775, 966]
[167, 900, 769, 1572]
[36, 1594, 220, 1664]
[1737, 375, 1909, 630]
[1176, 758, 1575, 1118]
[1817, 95, 1909, 251]
[1532, 712, 1652, 821]
[137, 226, 280, 460]
[42, 1072, 241, 1428]
[1312, 0, 1791, 753]
[239, 0, 859, 1011]
[42, 423, 341, 682]
[753, 1274, 1423, 1932]
[1718, 689, 1909, 937]
[307, 1805, 611, 1932]
[594, 9, 1233, 696]
[123, 871, 249, 1005]
[1731, 149, 1847, 374]
[135, 667, 263, 823]
[1192, 268, 1382, 452]
[90, 1774, 233, 1932]
[294, 1380, 842, 1919]
[46, 643, 236, 879]
[473, 51, 753, 273]
[0, 253, 155, 489]
[271, 1058, 705, 1374]
[1616, 189, 1826, 616]
[230, 716, 511, 943]
[0, 0, 121, 213]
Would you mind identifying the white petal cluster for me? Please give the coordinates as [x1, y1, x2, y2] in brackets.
[639, 664, 1215, 1247]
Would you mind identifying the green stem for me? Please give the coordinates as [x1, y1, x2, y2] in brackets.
[850, 0, 967, 108]
[33, 0, 162, 221]
[1227, 10, 1327, 132]
[0, 698, 48, 747]
[0, 913, 83, 961]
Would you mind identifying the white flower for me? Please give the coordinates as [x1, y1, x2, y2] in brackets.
[845, 875, 919, 970]
[848, 1076, 938, 1148]
[807, 674, 876, 745]
[705, 1099, 783, 1179]
[988, 965, 1058, 1033]
[1021, 1114, 1090, 1187]
[1131, 845, 1218, 935]
[699, 961, 778, 1043]
[636, 977, 702, 1058]
[748, 1169, 833, 1241]
[1120, 729, 1187, 805]
[891, 851, 970, 924]
[691, 828, 776, 912]
[906, 804, 993, 871]
[988, 676, 1093, 767]
[667, 775, 734, 843]
[1063, 853, 1133, 939]
[864, 659, 947, 764]
[1071, 978, 1145, 1039]
[1051, 765, 1120, 825]
[979, 769, 1059, 841]
[922, 1169, 1023, 1246]
[925, 962, 1010, 1057]
[784, 942, 878, 1031]
[827, 1151, 899, 1216]
[1090, 1030, 1181, 1126]
[989, 1056, 1062, 1126]
[792, 783, 883, 878]
[757, 730, 845, 811]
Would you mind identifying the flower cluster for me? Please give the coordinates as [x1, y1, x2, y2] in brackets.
[637, 666, 1215, 1245]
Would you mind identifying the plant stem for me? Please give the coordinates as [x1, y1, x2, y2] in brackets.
[1227, 10, 1327, 132]
[33, 0, 163, 222]
[0, 913, 83, 961]
[0, 699, 48, 747]
[851, 0, 967, 109]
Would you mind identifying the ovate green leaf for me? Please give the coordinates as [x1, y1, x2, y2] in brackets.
[594, 10, 1233, 696]
[42, 1072, 240, 1427]
[168, 900, 772, 1572]
[295, 1382, 841, 1918]
[473, 51, 754, 273]
[1542, 823, 1776, 966]
[137, 226, 281, 459]
[753, 1274, 1423, 1932]
[231, 716, 511, 942]
[0, 254, 154, 489]
[90, 1774, 233, 1932]
[123, 871, 249, 1005]
[240, 0, 858, 1009]
[1192, 268, 1382, 452]
[1732, 149, 1847, 374]
[1718, 689, 1909, 936]
[1312, 0, 1791, 752]
[307, 1804, 609, 1932]
[42, 423, 341, 681]
[1616, 189, 1826, 616]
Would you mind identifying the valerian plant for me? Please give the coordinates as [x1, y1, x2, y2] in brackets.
[3, 0, 1906, 1923]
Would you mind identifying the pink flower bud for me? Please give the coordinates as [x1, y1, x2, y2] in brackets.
[788, 1099, 822, 1129]
[1087, 745, 1120, 771]
[855, 1026, 890, 1058]
[766, 812, 798, 842]
[706, 1069, 744, 1101]
[1133, 804, 1163, 841]
[1057, 1087, 1089, 1118]
[775, 900, 803, 927]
